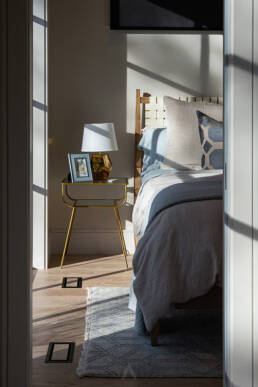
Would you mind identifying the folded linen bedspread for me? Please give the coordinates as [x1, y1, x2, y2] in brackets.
[132, 170, 223, 332]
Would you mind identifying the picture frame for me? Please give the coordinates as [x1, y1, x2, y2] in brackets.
[68, 153, 93, 182]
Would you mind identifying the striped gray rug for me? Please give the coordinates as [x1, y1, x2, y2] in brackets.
[77, 287, 222, 378]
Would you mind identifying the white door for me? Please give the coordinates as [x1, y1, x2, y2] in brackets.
[224, 0, 258, 385]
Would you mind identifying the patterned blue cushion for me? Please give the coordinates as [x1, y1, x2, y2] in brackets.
[197, 111, 223, 170]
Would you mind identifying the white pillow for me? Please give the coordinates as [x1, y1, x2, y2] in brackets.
[161, 96, 223, 170]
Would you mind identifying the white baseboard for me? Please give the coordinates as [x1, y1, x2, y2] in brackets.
[49, 228, 135, 256]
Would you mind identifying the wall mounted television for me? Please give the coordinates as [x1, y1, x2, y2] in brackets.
[110, 0, 223, 32]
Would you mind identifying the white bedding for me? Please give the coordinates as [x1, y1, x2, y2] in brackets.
[132, 170, 223, 332]
[133, 169, 223, 238]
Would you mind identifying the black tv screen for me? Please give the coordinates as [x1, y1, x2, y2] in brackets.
[110, 0, 223, 31]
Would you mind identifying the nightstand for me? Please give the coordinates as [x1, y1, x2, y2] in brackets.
[60, 178, 128, 269]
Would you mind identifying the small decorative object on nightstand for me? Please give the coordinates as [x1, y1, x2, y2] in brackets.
[81, 123, 118, 180]
[60, 178, 128, 269]
[68, 153, 93, 182]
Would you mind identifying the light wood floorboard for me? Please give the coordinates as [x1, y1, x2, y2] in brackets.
[32, 254, 222, 387]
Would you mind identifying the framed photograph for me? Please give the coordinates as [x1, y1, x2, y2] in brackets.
[68, 153, 93, 182]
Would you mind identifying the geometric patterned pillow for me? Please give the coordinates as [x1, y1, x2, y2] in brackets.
[196, 110, 224, 170]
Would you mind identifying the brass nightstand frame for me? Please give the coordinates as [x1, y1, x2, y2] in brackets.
[60, 178, 128, 269]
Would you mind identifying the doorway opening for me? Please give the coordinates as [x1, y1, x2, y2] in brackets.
[32, 0, 224, 385]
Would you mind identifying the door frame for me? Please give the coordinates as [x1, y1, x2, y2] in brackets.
[0, 0, 32, 386]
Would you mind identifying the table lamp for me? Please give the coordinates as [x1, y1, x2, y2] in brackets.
[81, 123, 118, 180]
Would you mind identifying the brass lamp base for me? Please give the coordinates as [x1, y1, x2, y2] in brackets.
[91, 154, 112, 180]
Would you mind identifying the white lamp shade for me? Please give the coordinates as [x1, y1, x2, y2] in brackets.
[81, 123, 118, 152]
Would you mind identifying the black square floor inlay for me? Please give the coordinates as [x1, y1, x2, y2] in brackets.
[45, 342, 75, 363]
[62, 277, 82, 288]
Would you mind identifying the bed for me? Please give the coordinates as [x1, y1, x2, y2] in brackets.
[131, 89, 223, 345]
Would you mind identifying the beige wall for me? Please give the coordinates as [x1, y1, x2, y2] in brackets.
[48, 0, 223, 256]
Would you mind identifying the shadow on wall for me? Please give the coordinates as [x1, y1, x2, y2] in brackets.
[126, 33, 222, 99]
[127, 35, 212, 95]
[127, 61, 203, 96]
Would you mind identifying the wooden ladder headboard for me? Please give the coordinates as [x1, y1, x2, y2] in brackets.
[134, 89, 223, 202]
[134, 89, 152, 201]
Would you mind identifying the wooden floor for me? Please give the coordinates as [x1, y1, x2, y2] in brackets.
[32, 254, 222, 387]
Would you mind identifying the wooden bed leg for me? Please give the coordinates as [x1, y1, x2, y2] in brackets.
[134, 235, 138, 248]
[150, 321, 160, 346]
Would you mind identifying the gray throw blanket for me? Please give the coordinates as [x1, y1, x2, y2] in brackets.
[147, 174, 222, 229]
[132, 171, 223, 334]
